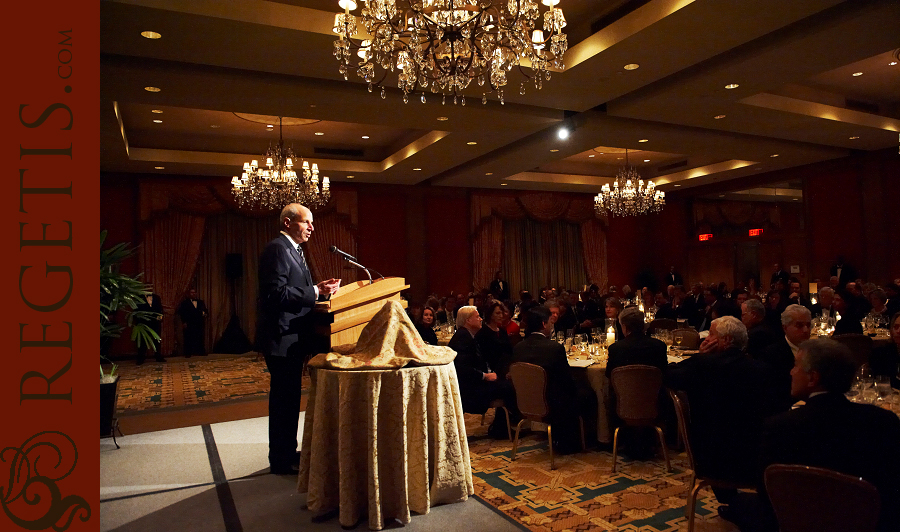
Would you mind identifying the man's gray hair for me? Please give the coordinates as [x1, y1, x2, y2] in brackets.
[743, 298, 765, 317]
[781, 304, 811, 326]
[712, 315, 748, 349]
[618, 306, 645, 335]
[543, 299, 560, 310]
[798, 338, 856, 393]
[456, 306, 479, 329]
[819, 286, 834, 297]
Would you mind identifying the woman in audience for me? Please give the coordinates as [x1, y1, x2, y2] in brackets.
[764, 289, 787, 331]
[416, 305, 439, 345]
[747, 277, 760, 298]
[870, 311, 900, 388]
[603, 297, 626, 339]
[477, 301, 514, 379]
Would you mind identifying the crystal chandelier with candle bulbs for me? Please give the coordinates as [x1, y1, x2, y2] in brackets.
[231, 117, 330, 210]
[594, 149, 665, 217]
[332, 0, 568, 106]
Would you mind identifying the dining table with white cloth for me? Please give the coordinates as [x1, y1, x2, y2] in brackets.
[298, 362, 473, 530]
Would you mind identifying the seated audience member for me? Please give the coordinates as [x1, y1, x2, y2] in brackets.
[868, 289, 891, 322]
[544, 299, 561, 336]
[696, 289, 720, 332]
[810, 286, 834, 317]
[740, 338, 900, 532]
[448, 306, 518, 438]
[477, 301, 514, 380]
[786, 279, 811, 308]
[828, 275, 840, 289]
[734, 290, 749, 306]
[665, 316, 778, 509]
[712, 298, 741, 321]
[510, 306, 587, 454]
[502, 306, 521, 347]
[759, 304, 812, 410]
[746, 278, 759, 298]
[656, 289, 686, 323]
[556, 298, 578, 333]
[742, 299, 778, 358]
[606, 307, 668, 378]
[415, 305, 439, 345]
[846, 282, 872, 317]
[602, 297, 626, 339]
[435, 297, 457, 325]
[870, 311, 900, 388]
[763, 290, 787, 331]
[518, 290, 538, 315]
[832, 289, 864, 335]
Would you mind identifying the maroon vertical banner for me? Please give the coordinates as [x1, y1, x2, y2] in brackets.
[2, 1, 99, 531]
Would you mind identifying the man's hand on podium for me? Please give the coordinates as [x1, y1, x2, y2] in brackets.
[318, 278, 342, 296]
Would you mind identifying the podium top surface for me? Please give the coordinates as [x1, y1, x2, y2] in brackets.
[316, 277, 409, 313]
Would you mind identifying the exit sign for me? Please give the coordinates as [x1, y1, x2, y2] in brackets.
[749, 228, 764, 236]
[699, 233, 713, 241]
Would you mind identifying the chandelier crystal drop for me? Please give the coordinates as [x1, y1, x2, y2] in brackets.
[231, 117, 330, 210]
[594, 149, 665, 217]
[331, 0, 567, 105]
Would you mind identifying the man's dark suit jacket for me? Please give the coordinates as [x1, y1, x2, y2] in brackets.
[605, 333, 668, 378]
[757, 336, 796, 411]
[665, 347, 779, 483]
[489, 278, 510, 302]
[770, 269, 790, 288]
[833, 313, 864, 336]
[746, 322, 779, 359]
[759, 393, 900, 532]
[829, 263, 858, 288]
[256, 234, 323, 359]
[666, 272, 683, 287]
[870, 343, 900, 388]
[449, 328, 493, 413]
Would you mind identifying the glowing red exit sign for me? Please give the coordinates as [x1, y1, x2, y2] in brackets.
[699, 233, 713, 241]
[749, 228, 764, 237]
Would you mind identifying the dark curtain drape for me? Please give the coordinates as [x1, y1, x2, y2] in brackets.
[502, 218, 586, 298]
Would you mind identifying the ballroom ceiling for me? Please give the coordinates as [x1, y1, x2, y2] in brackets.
[100, 0, 900, 198]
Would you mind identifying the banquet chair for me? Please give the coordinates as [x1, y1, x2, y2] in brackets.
[508, 362, 585, 470]
[646, 318, 677, 335]
[764, 464, 880, 532]
[610, 365, 671, 473]
[674, 329, 700, 350]
[831, 333, 873, 369]
[667, 388, 756, 532]
[481, 398, 512, 441]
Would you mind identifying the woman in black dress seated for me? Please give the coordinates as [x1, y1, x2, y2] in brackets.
[415, 305, 439, 345]
[477, 301, 514, 379]
[870, 312, 900, 388]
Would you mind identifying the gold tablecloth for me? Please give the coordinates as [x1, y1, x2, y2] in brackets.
[297, 362, 473, 530]
[570, 361, 612, 444]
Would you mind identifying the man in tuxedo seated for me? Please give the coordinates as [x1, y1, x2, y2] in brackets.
[832, 289, 864, 335]
[665, 316, 779, 509]
[810, 286, 834, 318]
[759, 304, 812, 411]
[511, 306, 589, 454]
[731, 339, 900, 532]
[449, 306, 518, 438]
[742, 299, 778, 359]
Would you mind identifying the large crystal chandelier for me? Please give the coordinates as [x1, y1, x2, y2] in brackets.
[332, 0, 567, 105]
[594, 149, 665, 217]
[231, 117, 330, 210]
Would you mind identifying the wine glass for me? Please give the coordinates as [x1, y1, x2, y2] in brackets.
[673, 330, 684, 349]
[875, 375, 892, 404]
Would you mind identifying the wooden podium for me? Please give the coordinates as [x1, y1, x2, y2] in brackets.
[314, 277, 409, 350]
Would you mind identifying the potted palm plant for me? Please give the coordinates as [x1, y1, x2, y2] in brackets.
[100, 230, 161, 441]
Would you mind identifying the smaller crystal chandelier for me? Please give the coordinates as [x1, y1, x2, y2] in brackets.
[594, 149, 665, 217]
[231, 117, 330, 210]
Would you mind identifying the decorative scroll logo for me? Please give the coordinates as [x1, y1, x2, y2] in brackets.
[1, 431, 90, 530]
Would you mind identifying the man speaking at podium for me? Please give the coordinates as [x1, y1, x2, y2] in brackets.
[256, 203, 341, 475]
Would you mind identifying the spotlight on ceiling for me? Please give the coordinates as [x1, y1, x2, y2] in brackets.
[557, 127, 569, 140]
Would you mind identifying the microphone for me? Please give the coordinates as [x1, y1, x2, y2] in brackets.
[329, 245, 358, 263]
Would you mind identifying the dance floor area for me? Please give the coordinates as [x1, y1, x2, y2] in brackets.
[101, 356, 739, 531]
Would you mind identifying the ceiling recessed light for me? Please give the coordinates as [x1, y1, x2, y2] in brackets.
[890, 61, 898, 66]
[485, 172, 493, 175]
[725, 83, 739, 89]
[361, 135, 369, 139]
[346, 175, 355, 179]
[643, 159, 650, 162]
[638, 139, 648, 143]
[467, 141, 477, 145]
[624, 63, 639, 70]
[849, 136, 860, 140]
[557, 127, 569, 140]
[719, 195, 726, 198]
[500, 183, 507, 186]
[852, 72, 863, 77]
[144, 86, 160, 92]
[674, 184, 681, 187]
[793, 198, 799, 201]
[437, 116, 449, 121]
[141, 31, 161, 39]
[210, 125, 220, 128]
[266, 124, 273, 128]
[714, 114, 726, 119]
[315, 132, 324, 136]
[413, 168, 422, 171]
[550, 149, 559, 152]
[588, 154, 595, 158]
[151, 109, 163, 114]
[153, 119, 162, 123]
[154, 166, 164, 170]
[770, 154, 780, 158]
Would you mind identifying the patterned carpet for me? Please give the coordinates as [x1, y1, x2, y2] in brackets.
[113, 355, 296, 414]
[465, 411, 739, 532]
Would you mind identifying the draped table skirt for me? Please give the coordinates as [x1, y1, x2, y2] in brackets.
[298, 363, 474, 530]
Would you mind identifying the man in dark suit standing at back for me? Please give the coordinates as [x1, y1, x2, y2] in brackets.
[489, 271, 510, 303]
[829, 255, 857, 289]
[511, 305, 586, 454]
[665, 266, 683, 288]
[256, 203, 341, 475]
[770, 263, 790, 290]
[177, 288, 208, 357]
